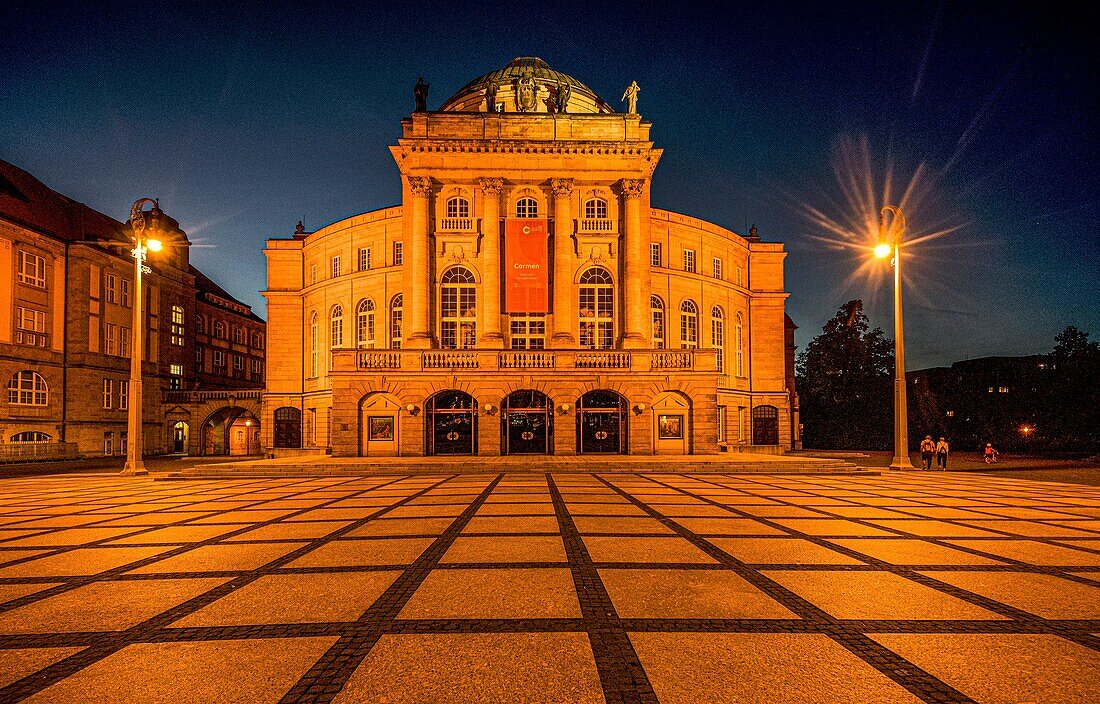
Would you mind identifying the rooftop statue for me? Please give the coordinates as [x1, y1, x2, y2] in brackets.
[622, 80, 640, 114]
[414, 77, 429, 112]
[554, 80, 571, 114]
[484, 81, 498, 112]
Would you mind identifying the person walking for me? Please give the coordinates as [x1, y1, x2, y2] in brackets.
[935, 437, 950, 470]
[920, 435, 936, 470]
[983, 443, 999, 463]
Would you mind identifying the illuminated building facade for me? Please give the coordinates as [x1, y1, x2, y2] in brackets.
[262, 58, 794, 457]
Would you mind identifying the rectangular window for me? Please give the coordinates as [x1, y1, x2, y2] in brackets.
[106, 273, 118, 303]
[717, 406, 727, 442]
[18, 251, 46, 287]
[359, 247, 371, 271]
[195, 345, 203, 367]
[683, 249, 696, 273]
[650, 242, 661, 267]
[713, 257, 723, 279]
[310, 264, 317, 285]
[234, 356, 244, 370]
[120, 380, 128, 410]
[509, 314, 547, 349]
[15, 307, 47, 347]
[105, 323, 118, 356]
[213, 350, 225, 367]
[120, 278, 131, 307]
[103, 432, 114, 456]
[102, 379, 113, 409]
[736, 266, 743, 286]
[170, 306, 185, 346]
[170, 363, 183, 376]
[331, 256, 341, 278]
[119, 327, 131, 357]
[393, 241, 403, 266]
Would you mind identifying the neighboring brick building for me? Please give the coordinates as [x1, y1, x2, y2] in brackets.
[0, 159, 265, 457]
[262, 57, 794, 457]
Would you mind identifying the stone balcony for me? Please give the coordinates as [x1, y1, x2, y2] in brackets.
[333, 348, 717, 374]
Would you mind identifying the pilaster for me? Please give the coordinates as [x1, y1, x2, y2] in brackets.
[621, 178, 648, 348]
[405, 176, 433, 348]
[550, 178, 576, 347]
[478, 178, 505, 348]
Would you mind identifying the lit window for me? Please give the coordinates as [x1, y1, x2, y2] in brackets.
[393, 242, 403, 266]
[332, 255, 341, 278]
[357, 299, 376, 348]
[18, 251, 46, 288]
[650, 243, 661, 267]
[120, 278, 131, 307]
[15, 307, 46, 347]
[735, 313, 745, 376]
[578, 267, 614, 349]
[120, 380, 129, 409]
[390, 295, 403, 349]
[711, 306, 725, 373]
[359, 247, 371, 271]
[440, 267, 477, 349]
[680, 300, 698, 348]
[651, 295, 665, 349]
[171, 364, 183, 376]
[713, 257, 723, 279]
[683, 249, 696, 273]
[584, 198, 607, 219]
[106, 273, 118, 303]
[999, 386, 1009, 393]
[103, 379, 113, 409]
[8, 370, 48, 406]
[170, 305, 185, 346]
[309, 312, 318, 376]
[446, 197, 470, 219]
[509, 314, 546, 349]
[516, 197, 538, 218]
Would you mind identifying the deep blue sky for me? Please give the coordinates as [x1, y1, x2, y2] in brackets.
[2, 1, 1096, 368]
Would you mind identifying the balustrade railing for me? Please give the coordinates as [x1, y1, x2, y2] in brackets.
[439, 218, 474, 232]
[499, 351, 556, 368]
[162, 389, 263, 403]
[358, 351, 402, 369]
[335, 348, 713, 373]
[651, 351, 695, 369]
[579, 218, 615, 232]
[574, 351, 632, 369]
[422, 351, 480, 369]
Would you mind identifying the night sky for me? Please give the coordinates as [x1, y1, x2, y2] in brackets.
[3, 1, 1096, 369]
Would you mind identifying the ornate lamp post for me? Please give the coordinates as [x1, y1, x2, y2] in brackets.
[875, 205, 916, 470]
[120, 199, 166, 476]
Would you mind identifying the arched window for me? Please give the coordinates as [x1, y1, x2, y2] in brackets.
[735, 312, 745, 376]
[9, 431, 50, 444]
[441, 267, 477, 349]
[170, 305, 185, 346]
[330, 305, 344, 372]
[584, 198, 608, 219]
[516, 197, 538, 218]
[579, 267, 614, 349]
[390, 294, 403, 349]
[8, 370, 48, 406]
[446, 196, 470, 219]
[711, 306, 725, 374]
[309, 312, 318, 377]
[356, 299, 376, 348]
[195, 315, 204, 334]
[679, 300, 698, 349]
[214, 320, 225, 338]
[651, 295, 665, 349]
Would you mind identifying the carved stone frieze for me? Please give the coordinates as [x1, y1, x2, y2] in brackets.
[620, 179, 645, 199]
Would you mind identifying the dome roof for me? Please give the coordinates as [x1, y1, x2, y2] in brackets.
[439, 57, 615, 114]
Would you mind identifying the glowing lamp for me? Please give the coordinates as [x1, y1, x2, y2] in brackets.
[146, 239, 163, 252]
[874, 243, 891, 259]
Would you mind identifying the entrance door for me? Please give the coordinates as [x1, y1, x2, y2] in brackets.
[171, 422, 189, 454]
[752, 405, 779, 445]
[428, 391, 477, 455]
[359, 392, 402, 456]
[502, 390, 551, 454]
[577, 390, 627, 454]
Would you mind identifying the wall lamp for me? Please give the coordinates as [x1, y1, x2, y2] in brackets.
[405, 404, 421, 416]
[556, 403, 572, 415]
[633, 403, 647, 415]
[484, 404, 498, 416]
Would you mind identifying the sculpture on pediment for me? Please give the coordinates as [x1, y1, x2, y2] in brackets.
[514, 74, 538, 112]
[621, 80, 640, 114]
[554, 80, 571, 114]
[414, 77, 429, 112]
[484, 81, 498, 112]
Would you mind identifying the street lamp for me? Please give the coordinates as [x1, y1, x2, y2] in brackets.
[120, 198, 167, 476]
[876, 205, 916, 470]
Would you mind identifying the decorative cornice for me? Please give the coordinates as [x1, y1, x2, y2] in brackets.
[408, 177, 433, 197]
[478, 177, 504, 196]
[621, 179, 645, 199]
[397, 141, 655, 156]
[551, 178, 574, 198]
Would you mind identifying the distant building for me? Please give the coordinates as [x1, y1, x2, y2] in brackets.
[262, 57, 795, 457]
[0, 159, 265, 457]
[908, 355, 1046, 451]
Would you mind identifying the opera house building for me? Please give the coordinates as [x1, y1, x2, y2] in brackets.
[262, 58, 796, 457]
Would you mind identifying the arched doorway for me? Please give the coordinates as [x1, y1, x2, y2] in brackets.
[359, 392, 401, 457]
[201, 407, 260, 456]
[273, 407, 302, 448]
[171, 421, 189, 454]
[576, 390, 627, 454]
[752, 405, 779, 445]
[502, 390, 552, 455]
[652, 391, 691, 454]
[427, 390, 477, 455]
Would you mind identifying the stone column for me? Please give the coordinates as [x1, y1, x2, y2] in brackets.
[550, 178, 576, 347]
[479, 178, 504, 348]
[406, 176, 433, 348]
[621, 178, 648, 348]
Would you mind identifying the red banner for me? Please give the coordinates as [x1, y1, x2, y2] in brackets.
[504, 219, 549, 313]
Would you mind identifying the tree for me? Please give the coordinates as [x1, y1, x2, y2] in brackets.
[796, 300, 894, 449]
[1039, 326, 1100, 451]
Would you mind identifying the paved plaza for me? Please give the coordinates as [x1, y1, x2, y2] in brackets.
[0, 471, 1097, 703]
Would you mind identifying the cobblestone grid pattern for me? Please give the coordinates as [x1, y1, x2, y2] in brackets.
[0, 472, 1097, 703]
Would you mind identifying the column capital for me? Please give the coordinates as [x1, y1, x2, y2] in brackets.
[551, 178, 574, 198]
[408, 176, 433, 197]
[479, 177, 504, 196]
[620, 179, 646, 199]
